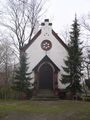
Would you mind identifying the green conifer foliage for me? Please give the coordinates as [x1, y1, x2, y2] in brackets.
[61, 16, 83, 95]
[13, 52, 32, 99]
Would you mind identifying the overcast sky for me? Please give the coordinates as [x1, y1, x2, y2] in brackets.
[0, 0, 90, 35]
[45, 0, 90, 33]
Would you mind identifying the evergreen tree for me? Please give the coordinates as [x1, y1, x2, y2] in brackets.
[13, 52, 32, 99]
[61, 16, 83, 96]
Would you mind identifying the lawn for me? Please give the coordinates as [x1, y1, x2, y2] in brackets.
[0, 100, 90, 120]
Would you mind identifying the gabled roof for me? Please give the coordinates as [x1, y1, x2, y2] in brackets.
[33, 55, 60, 72]
[22, 30, 41, 52]
[52, 30, 68, 50]
[22, 29, 68, 52]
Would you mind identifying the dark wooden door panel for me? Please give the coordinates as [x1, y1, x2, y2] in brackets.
[39, 64, 53, 89]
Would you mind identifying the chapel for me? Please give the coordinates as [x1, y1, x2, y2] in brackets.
[23, 19, 68, 96]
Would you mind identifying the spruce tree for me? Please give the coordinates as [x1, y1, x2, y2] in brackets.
[13, 52, 32, 99]
[61, 16, 83, 96]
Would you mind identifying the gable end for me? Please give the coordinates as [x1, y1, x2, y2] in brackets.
[33, 55, 60, 72]
[22, 27, 68, 52]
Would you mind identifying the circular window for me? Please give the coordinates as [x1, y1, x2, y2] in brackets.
[41, 40, 52, 51]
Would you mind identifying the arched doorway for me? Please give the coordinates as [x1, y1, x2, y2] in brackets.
[39, 63, 53, 90]
[33, 56, 60, 96]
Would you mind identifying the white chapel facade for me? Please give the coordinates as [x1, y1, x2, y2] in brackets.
[23, 19, 68, 96]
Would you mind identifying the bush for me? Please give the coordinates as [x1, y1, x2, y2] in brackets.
[85, 79, 90, 89]
[0, 86, 20, 99]
[0, 86, 33, 100]
[58, 90, 66, 99]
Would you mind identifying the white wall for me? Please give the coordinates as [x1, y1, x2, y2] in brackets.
[26, 20, 68, 89]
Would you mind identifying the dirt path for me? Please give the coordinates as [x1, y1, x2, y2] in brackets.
[0, 111, 72, 120]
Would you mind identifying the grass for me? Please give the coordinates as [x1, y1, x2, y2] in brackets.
[0, 100, 90, 120]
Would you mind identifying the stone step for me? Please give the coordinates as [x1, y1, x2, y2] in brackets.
[31, 97, 59, 101]
[37, 89, 54, 97]
[31, 89, 59, 101]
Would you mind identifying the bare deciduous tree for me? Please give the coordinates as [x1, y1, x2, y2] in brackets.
[0, 0, 46, 54]
[80, 13, 90, 79]
[0, 38, 15, 86]
[60, 26, 70, 44]
[81, 14, 90, 43]
[81, 14, 90, 32]
[83, 46, 90, 79]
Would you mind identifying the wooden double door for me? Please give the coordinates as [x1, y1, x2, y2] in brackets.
[39, 63, 53, 90]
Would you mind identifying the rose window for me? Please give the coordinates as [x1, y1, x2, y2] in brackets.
[41, 40, 52, 51]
